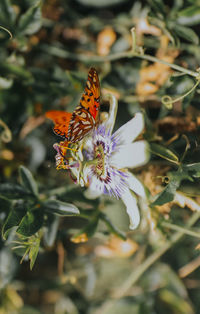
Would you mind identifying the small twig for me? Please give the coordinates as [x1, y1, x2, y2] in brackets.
[41, 44, 200, 79]
[161, 221, 200, 239]
[0, 25, 12, 39]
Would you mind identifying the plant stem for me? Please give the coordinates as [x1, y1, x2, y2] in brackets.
[136, 53, 200, 78]
[113, 211, 200, 298]
[161, 221, 200, 238]
[42, 45, 200, 78]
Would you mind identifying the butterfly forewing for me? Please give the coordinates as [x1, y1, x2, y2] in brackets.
[81, 67, 100, 121]
[67, 67, 100, 142]
[46, 68, 100, 143]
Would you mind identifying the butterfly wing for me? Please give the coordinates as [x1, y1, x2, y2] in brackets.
[68, 107, 95, 142]
[46, 68, 100, 143]
[80, 67, 100, 121]
[46, 110, 72, 139]
[67, 68, 100, 142]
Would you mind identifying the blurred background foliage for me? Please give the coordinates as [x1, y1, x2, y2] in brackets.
[1, 0, 200, 313]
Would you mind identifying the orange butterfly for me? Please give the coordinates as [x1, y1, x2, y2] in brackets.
[46, 68, 100, 144]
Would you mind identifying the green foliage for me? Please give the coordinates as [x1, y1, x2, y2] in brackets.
[1, 0, 200, 313]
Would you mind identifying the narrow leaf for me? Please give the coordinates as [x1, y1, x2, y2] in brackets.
[0, 183, 31, 199]
[43, 215, 59, 247]
[29, 237, 40, 270]
[183, 163, 200, 172]
[76, 0, 129, 7]
[178, 6, 200, 26]
[150, 143, 179, 163]
[151, 170, 191, 206]
[43, 199, 80, 216]
[19, 165, 38, 198]
[174, 24, 199, 45]
[0, 0, 16, 26]
[151, 179, 180, 206]
[18, 0, 42, 35]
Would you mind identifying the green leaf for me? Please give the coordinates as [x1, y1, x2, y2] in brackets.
[0, 0, 16, 27]
[0, 183, 31, 199]
[29, 236, 40, 270]
[2, 202, 27, 239]
[16, 209, 43, 237]
[177, 6, 200, 26]
[76, 0, 129, 7]
[43, 215, 59, 247]
[183, 163, 200, 173]
[182, 162, 200, 178]
[151, 170, 191, 206]
[151, 179, 180, 206]
[43, 199, 80, 216]
[150, 143, 179, 163]
[174, 24, 199, 45]
[148, 0, 165, 16]
[19, 165, 38, 198]
[18, 0, 42, 35]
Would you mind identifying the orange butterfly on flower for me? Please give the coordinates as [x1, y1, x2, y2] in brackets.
[46, 67, 100, 142]
[45, 68, 100, 169]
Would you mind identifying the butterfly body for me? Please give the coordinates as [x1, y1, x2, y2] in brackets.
[46, 67, 100, 144]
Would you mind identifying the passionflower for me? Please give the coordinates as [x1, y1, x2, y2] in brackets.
[53, 95, 150, 229]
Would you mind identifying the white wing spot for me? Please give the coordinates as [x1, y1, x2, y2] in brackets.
[80, 112, 87, 118]
[77, 129, 83, 136]
[70, 135, 75, 142]
[73, 122, 79, 128]
[73, 127, 80, 133]
[87, 81, 91, 89]
[84, 125, 92, 130]
[82, 120, 91, 125]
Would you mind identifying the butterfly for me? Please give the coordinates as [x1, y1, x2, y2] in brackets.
[46, 68, 100, 144]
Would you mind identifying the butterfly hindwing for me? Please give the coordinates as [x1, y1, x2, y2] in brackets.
[45, 110, 72, 139]
[68, 107, 95, 142]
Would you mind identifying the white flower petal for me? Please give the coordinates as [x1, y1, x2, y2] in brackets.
[127, 172, 147, 198]
[111, 140, 150, 169]
[103, 94, 118, 134]
[121, 189, 140, 230]
[84, 187, 102, 199]
[82, 167, 104, 199]
[113, 112, 144, 144]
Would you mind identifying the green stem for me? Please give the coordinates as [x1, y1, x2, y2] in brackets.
[83, 158, 99, 167]
[130, 27, 137, 53]
[42, 45, 200, 78]
[136, 53, 200, 78]
[113, 211, 200, 298]
[161, 221, 200, 238]
[0, 25, 12, 38]
[100, 213, 126, 240]
[162, 79, 200, 108]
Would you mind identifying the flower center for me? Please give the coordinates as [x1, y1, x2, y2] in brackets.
[94, 143, 106, 177]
